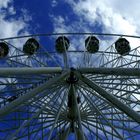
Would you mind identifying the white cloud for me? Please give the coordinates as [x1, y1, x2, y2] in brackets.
[51, 0, 58, 7]
[8, 6, 16, 15]
[0, 0, 11, 8]
[65, 0, 139, 34]
[0, 15, 27, 38]
[51, 0, 140, 51]
[0, 0, 30, 39]
[52, 16, 68, 33]
[0, 0, 32, 52]
[20, 9, 32, 22]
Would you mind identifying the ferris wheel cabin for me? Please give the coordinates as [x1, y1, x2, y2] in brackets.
[23, 38, 40, 55]
[0, 42, 9, 58]
[55, 36, 70, 53]
[115, 38, 131, 55]
[85, 36, 99, 53]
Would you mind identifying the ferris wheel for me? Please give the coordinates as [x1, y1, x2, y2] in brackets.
[0, 33, 140, 140]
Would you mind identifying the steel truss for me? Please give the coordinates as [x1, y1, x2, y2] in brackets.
[0, 33, 140, 140]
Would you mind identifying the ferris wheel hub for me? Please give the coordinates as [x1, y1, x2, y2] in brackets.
[66, 67, 79, 84]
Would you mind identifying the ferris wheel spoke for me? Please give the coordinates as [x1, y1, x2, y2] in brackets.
[79, 87, 124, 139]
[75, 71, 140, 124]
[101, 108, 140, 137]
[79, 97, 92, 113]
[78, 84, 111, 106]
[7, 86, 64, 140]
[99, 85, 138, 96]
[83, 118, 94, 139]
[48, 121, 70, 140]
[57, 122, 70, 140]
[36, 120, 67, 140]
[99, 55, 122, 68]
[69, 84, 86, 140]
[84, 76, 139, 106]
[6, 58, 31, 67]
[39, 43, 63, 67]
[98, 119, 110, 140]
[83, 119, 121, 139]
[85, 118, 140, 138]
[6, 54, 27, 59]
[0, 115, 54, 123]
[27, 56, 48, 67]
[91, 76, 136, 81]
[0, 75, 47, 81]
[0, 71, 68, 117]
[47, 91, 67, 140]
[3, 40, 47, 68]
[82, 121, 103, 140]
[0, 81, 39, 86]
[95, 81, 139, 87]
[29, 86, 67, 113]
[8, 119, 66, 140]
[29, 117, 56, 140]
[48, 87, 69, 113]
[114, 95, 140, 106]
[78, 92, 120, 138]
[50, 54, 63, 67]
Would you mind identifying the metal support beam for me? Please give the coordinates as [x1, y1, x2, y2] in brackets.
[80, 88, 124, 139]
[78, 67, 140, 76]
[70, 84, 85, 140]
[1, 67, 140, 76]
[0, 67, 62, 75]
[9, 89, 61, 140]
[75, 71, 140, 124]
[62, 126, 70, 140]
[63, 52, 68, 68]
[47, 92, 67, 140]
[0, 71, 69, 117]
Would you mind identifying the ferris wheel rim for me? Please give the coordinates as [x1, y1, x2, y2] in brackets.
[0, 32, 140, 41]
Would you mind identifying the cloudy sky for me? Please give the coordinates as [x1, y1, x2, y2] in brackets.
[1, 1, 140, 139]
[1, 0, 140, 50]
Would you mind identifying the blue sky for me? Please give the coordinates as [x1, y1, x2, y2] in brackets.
[0, 0, 140, 38]
[1, 0, 140, 52]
